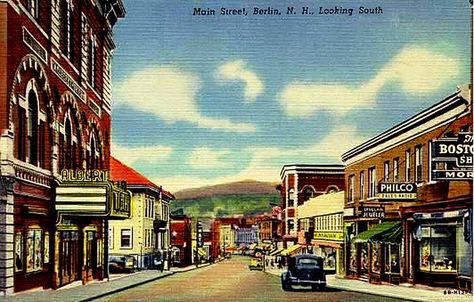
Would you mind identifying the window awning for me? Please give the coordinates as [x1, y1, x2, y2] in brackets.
[281, 244, 303, 256]
[197, 248, 206, 257]
[269, 248, 284, 256]
[352, 221, 401, 244]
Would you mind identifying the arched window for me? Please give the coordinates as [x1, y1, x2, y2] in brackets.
[302, 186, 315, 201]
[87, 134, 101, 170]
[27, 89, 38, 165]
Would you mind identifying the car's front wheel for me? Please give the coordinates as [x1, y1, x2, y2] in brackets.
[281, 280, 292, 291]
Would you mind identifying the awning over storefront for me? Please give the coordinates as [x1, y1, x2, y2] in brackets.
[352, 221, 401, 244]
[248, 243, 257, 250]
[311, 240, 343, 249]
[269, 248, 284, 256]
[197, 248, 206, 257]
[281, 244, 303, 256]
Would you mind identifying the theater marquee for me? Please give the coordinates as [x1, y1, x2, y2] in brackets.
[55, 169, 131, 219]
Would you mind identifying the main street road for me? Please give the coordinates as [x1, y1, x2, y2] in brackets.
[97, 256, 407, 302]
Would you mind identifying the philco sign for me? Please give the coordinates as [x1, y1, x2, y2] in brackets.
[378, 182, 417, 199]
[431, 132, 473, 181]
[359, 206, 385, 219]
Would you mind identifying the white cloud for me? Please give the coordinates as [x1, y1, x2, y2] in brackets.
[115, 66, 256, 133]
[279, 45, 460, 117]
[215, 60, 264, 102]
[188, 147, 231, 170]
[111, 143, 172, 166]
[306, 124, 366, 160]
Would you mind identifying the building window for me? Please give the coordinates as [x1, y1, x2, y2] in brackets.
[288, 219, 294, 232]
[121, 229, 132, 248]
[287, 189, 295, 208]
[303, 187, 315, 201]
[348, 175, 355, 203]
[15, 233, 23, 272]
[88, 36, 95, 87]
[27, 89, 38, 165]
[384, 161, 390, 182]
[28, 0, 39, 18]
[44, 232, 49, 264]
[393, 158, 400, 182]
[368, 167, 376, 198]
[26, 229, 42, 272]
[415, 145, 422, 182]
[162, 204, 169, 221]
[359, 171, 365, 201]
[405, 150, 411, 182]
[62, 0, 73, 59]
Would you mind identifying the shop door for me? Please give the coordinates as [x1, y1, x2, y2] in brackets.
[59, 231, 79, 286]
[85, 231, 97, 280]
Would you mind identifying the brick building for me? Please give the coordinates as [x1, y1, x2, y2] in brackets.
[0, 0, 127, 295]
[278, 165, 345, 245]
[341, 85, 472, 291]
[170, 212, 193, 267]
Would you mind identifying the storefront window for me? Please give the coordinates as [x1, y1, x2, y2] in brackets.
[419, 225, 456, 272]
[44, 232, 49, 264]
[349, 242, 357, 272]
[384, 244, 400, 273]
[26, 229, 42, 272]
[360, 243, 368, 272]
[15, 233, 23, 271]
[322, 247, 336, 270]
[371, 242, 382, 273]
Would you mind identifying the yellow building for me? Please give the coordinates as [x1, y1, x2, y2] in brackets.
[108, 157, 174, 270]
[298, 191, 344, 275]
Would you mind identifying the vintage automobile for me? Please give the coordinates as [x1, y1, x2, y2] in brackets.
[281, 254, 326, 291]
[108, 255, 135, 273]
[248, 257, 264, 271]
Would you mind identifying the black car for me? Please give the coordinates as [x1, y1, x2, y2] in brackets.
[108, 255, 135, 273]
[281, 254, 326, 291]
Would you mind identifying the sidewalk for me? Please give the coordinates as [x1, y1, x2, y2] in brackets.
[264, 266, 473, 302]
[3, 263, 212, 302]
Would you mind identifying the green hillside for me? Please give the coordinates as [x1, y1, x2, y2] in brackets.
[170, 194, 279, 218]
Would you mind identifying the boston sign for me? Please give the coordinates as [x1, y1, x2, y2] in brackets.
[431, 132, 473, 181]
[378, 182, 417, 199]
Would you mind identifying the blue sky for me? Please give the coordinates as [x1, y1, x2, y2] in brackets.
[110, 0, 471, 192]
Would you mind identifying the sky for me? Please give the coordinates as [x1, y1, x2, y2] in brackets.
[109, 0, 471, 192]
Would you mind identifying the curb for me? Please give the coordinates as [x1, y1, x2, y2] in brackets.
[80, 271, 175, 302]
[79, 263, 212, 302]
[263, 270, 432, 302]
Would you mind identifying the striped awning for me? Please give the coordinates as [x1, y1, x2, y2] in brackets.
[269, 248, 284, 256]
[281, 244, 303, 256]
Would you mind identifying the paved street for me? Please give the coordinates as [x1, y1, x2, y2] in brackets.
[97, 256, 405, 302]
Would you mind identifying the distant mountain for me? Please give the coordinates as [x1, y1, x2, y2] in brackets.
[173, 180, 279, 200]
[171, 180, 280, 218]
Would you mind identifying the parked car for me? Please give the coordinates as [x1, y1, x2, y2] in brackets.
[108, 255, 135, 273]
[249, 257, 263, 271]
[281, 254, 326, 291]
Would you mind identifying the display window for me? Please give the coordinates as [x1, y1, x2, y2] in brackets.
[321, 246, 336, 270]
[419, 225, 456, 272]
[360, 243, 369, 272]
[371, 242, 382, 273]
[349, 242, 357, 272]
[15, 233, 23, 272]
[26, 229, 43, 272]
[384, 244, 400, 273]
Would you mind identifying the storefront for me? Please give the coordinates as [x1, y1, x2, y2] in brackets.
[54, 169, 131, 288]
[349, 221, 402, 284]
[409, 209, 472, 289]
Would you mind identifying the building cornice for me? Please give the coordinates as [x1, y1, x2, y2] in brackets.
[280, 164, 344, 180]
[342, 87, 471, 164]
